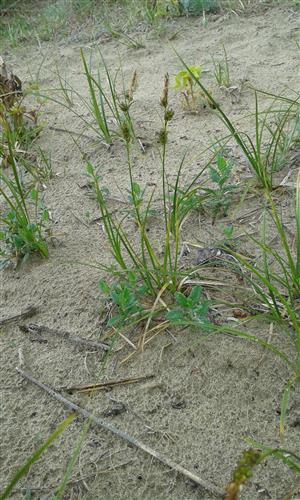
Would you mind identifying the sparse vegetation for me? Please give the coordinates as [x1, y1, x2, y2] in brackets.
[2, 1, 300, 499]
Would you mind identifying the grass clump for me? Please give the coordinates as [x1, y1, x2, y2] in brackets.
[48, 50, 137, 146]
[87, 73, 214, 353]
[103, 21, 145, 49]
[0, 60, 50, 267]
[0, 141, 50, 268]
[0, 0, 100, 47]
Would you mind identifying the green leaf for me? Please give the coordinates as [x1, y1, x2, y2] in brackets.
[209, 167, 221, 184]
[132, 182, 141, 196]
[30, 189, 38, 202]
[166, 310, 185, 322]
[223, 225, 234, 238]
[107, 314, 122, 327]
[42, 209, 49, 221]
[86, 162, 94, 175]
[174, 66, 202, 89]
[189, 285, 202, 304]
[127, 271, 137, 285]
[216, 154, 227, 173]
[98, 279, 110, 294]
[175, 291, 189, 307]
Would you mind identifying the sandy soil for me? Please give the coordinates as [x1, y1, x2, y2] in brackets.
[1, 4, 300, 499]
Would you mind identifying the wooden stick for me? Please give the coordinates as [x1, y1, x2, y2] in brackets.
[19, 324, 110, 352]
[0, 305, 37, 327]
[16, 367, 224, 498]
[65, 374, 154, 394]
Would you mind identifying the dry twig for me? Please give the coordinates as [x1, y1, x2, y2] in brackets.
[19, 324, 110, 352]
[0, 305, 37, 327]
[64, 374, 154, 394]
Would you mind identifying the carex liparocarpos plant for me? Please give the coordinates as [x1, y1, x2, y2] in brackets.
[87, 73, 212, 353]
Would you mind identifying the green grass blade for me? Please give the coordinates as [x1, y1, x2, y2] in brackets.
[245, 437, 300, 473]
[0, 413, 75, 500]
[280, 378, 293, 436]
[53, 416, 91, 500]
[217, 326, 293, 369]
[80, 49, 112, 144]
[296, 169, 300, 280]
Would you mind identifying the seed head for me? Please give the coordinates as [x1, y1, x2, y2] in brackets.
[119, 101, 129, 112]
[158, 128, 168, 145]
[164, 109, 174, 122]
[120, 121, 131, 143]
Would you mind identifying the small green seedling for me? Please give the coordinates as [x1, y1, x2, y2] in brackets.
[204, 153, 237, 221]
[212, 45, 230, 88]
[217, 224, 235, 249]
[222, 224, 234, 241]
[175, 65, 214, 111]
[175, 65, 202, 89]
[166, 285, 212, 330]
[99, 274, 148, 329]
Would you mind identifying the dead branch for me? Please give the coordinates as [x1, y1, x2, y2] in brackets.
[19, 324, 110, 352]
[0, 305, 38, 327]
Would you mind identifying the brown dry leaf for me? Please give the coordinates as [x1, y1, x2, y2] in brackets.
[0, 56, 22, 110]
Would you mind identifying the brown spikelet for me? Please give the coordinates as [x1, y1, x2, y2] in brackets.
[160, 73, 169, 108]
[129, 70, 138, 99]
[125, 70, 138, 104]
